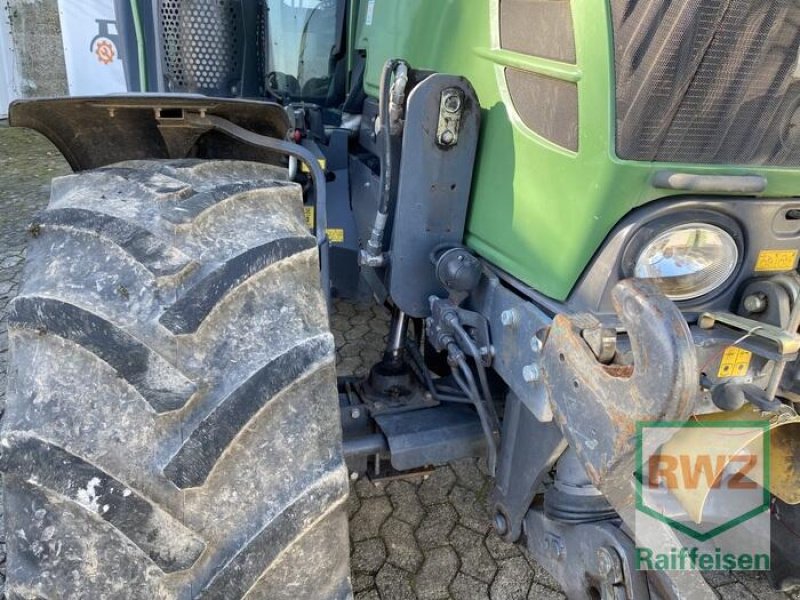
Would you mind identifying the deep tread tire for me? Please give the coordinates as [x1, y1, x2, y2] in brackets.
[2, 160, 352, 599]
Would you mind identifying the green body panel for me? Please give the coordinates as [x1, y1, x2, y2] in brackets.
[354, 0, 800, 301]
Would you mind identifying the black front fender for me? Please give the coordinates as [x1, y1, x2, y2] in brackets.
[9, 95, 290, 171]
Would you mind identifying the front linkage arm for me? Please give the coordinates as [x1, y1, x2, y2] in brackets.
[541, 279, 697, 509]
[540, 279, 713, 599]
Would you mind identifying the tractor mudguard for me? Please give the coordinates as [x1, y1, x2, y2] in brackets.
[9, 95, 290, 171]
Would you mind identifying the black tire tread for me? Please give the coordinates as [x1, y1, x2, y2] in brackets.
[2, 159, 351, 599]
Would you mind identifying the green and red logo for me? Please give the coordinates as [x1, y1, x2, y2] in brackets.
[635, 421, 771, 571]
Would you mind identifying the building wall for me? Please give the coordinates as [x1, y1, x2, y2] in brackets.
[5, 0, 68, 98]
[0, 21, 11, 116]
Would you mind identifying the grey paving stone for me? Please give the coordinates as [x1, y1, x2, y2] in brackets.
[355, 590, 381, 600]
[418, 467, 457, 506]
[485, 530, 522, 561]
[490, 556, 534, 600]
[336, 301, 356, 317]
[450, 572, 489, 600]
[375, 563, 417, 600]
[449, 485, 491, 534]
[450, 458, 488, 493]
[449, 525, 497, 584]
[352, 538, 387, 575]
[354, 477, 388, 499]
[338, 356, 365, 377]
[416, 503, 459, 551]
[716, 583, 758, 600]
[387, 480, 425, 527]
[381, 516, 424, 572]
[350, 496, 393, 542]
[733, 571, 789, 600]
[339, 342, 363, 358]
[527, 583, 567, 600]
[345, 324, 371, 342]
[350, 311, 373, 325]
[703, 571, 738, 588]
[352, 573, 377, 594]
[415, 546, 460, 600]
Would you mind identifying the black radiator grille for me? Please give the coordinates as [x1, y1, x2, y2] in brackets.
[611, 0, 800, 166]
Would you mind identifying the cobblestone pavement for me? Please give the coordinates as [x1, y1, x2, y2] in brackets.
[1, 122, 798, 599]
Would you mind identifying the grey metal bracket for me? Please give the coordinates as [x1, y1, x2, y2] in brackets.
[388, 74, 481, 318]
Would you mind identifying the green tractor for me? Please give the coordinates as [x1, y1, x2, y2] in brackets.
[5, 0, 800, 597]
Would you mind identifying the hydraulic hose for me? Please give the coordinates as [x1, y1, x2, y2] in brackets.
[362, 59, 407, 266]
[450, 350, 498, 474]
[451, 323, 500, 431]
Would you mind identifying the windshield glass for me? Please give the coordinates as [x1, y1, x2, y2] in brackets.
[264, 0, 339, 102]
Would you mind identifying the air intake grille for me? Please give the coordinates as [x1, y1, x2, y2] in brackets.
[612, 0, 800, 166]
[160, 0, 243, 95]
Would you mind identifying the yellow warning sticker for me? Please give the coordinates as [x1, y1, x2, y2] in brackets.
[755, 249, 798, 272]
[717, 346, 752, 378]
[327, 228, 345, 243]
[301, 158, 327, 173]
[303, 207, 344, 243]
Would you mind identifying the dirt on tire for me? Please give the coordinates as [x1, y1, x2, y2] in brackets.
[2, 160, 352, 599]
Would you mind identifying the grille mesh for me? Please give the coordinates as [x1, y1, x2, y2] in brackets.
[612, 0, 800, 166]
[160, 0, 243, 95]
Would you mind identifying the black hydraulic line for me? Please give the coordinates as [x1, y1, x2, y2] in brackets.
[450, 349, 498, 474]
[376, 59, 397, 215]
[201, 115, 331, 305]
[362, 59, 406, 265]
[451, 324, 500, 433]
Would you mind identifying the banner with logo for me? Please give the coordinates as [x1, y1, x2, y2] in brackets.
[58, 0, 128, 95]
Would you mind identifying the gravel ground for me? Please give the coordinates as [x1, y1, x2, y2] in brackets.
[0, 121, 797, 599]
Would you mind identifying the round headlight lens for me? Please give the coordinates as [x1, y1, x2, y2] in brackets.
[634, 223, 738, 301]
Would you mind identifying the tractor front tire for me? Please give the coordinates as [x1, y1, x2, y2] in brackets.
[2, 160, 352, 599]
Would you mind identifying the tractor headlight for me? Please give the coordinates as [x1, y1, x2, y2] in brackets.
[633, 223, 738, 301]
